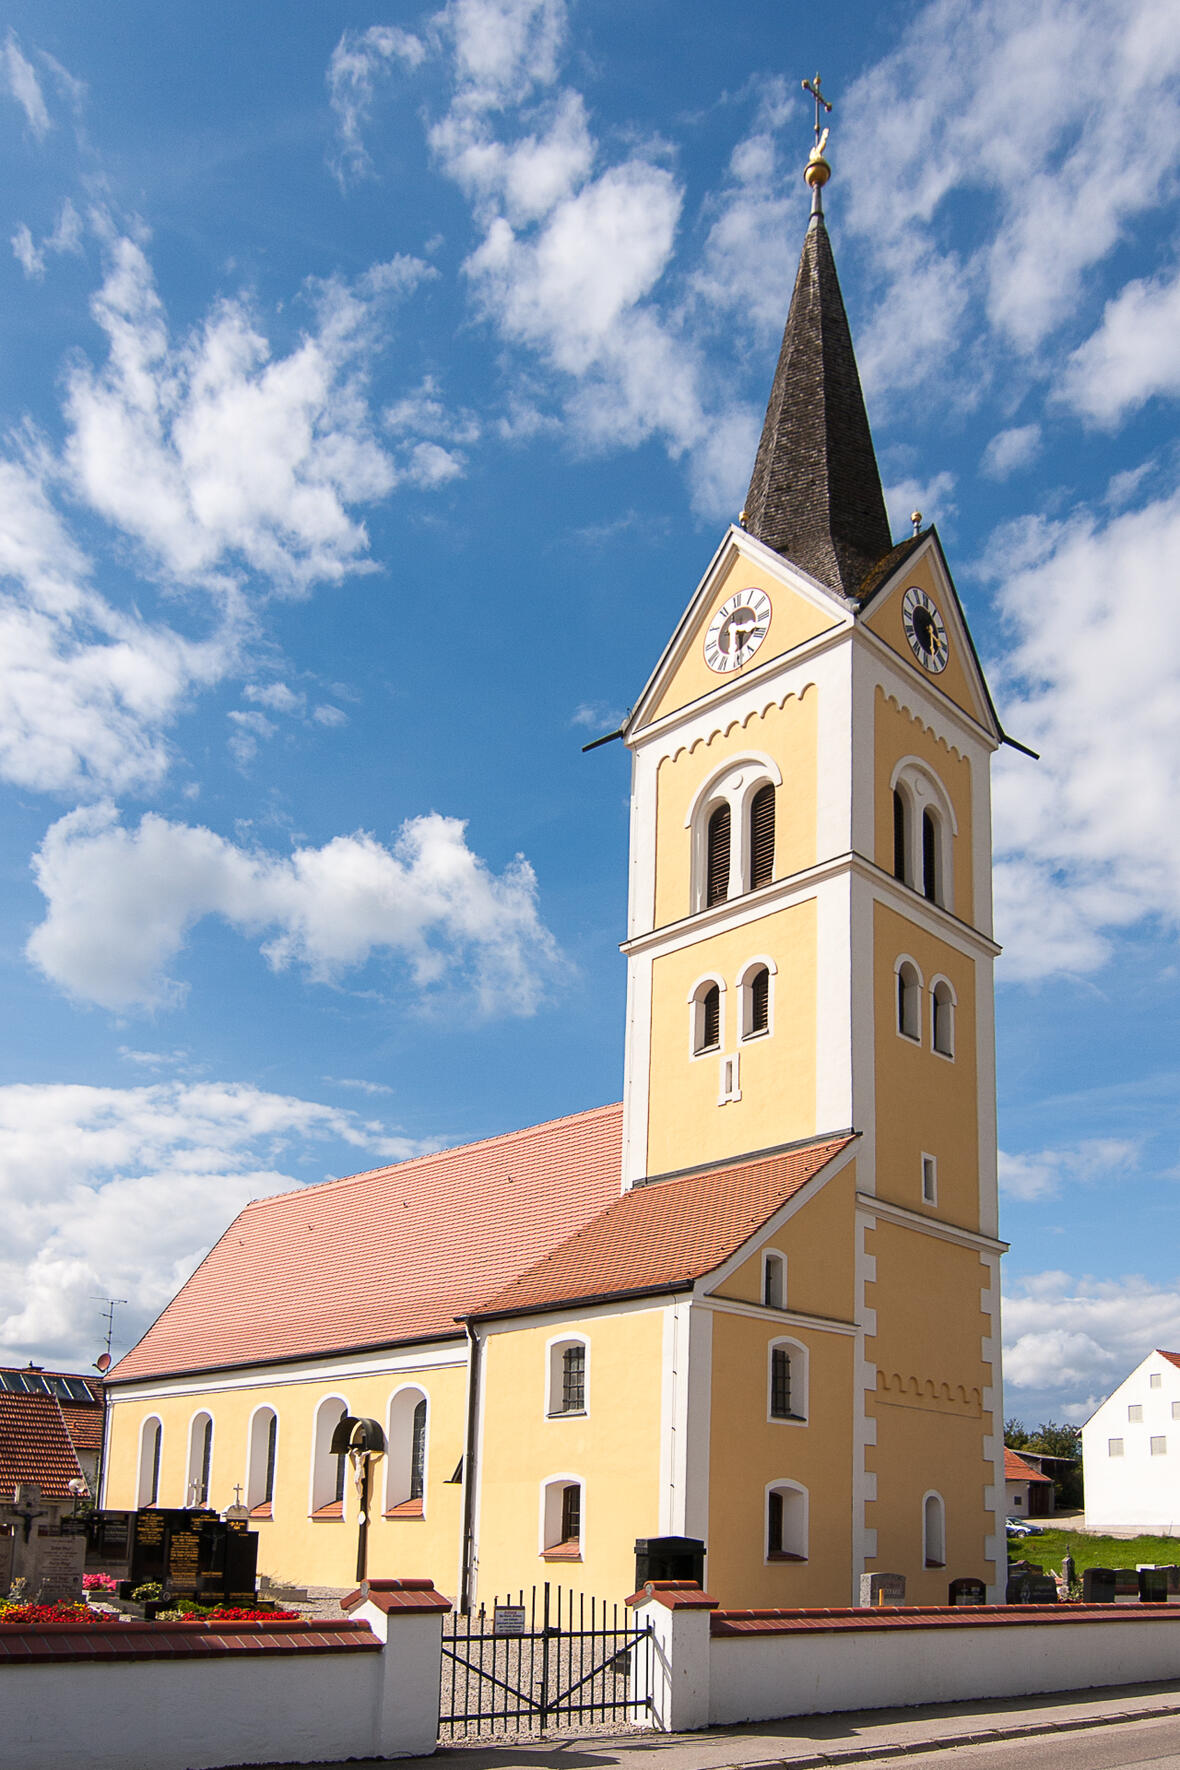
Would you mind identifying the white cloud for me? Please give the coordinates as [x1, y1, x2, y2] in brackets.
[327, 24, 427, 186]
[64, 226, 433, 594]
[988, 487, 1180, 978]
[1004, 1271, 1180, 1416]
[244, 681, 304, 715]
[0, 1079, 429, 1368]
[1061, 261, 1180, 425]
[998, 1138, 1138, 1201]
[883, 470, 956, 536]
[312, 703, 348, 727]
[2, 32, 51, 137]
[689, 77, 797, 343]
[28, 803, 562, 1015]
[441, 0, 567, 108]
[981, 423, 1042, 479]
[841, 0, 1180, 399]
[10, 199, 82, 279]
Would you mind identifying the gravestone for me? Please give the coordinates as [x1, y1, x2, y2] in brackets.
[85, 1510, 132, 1567]
[1082, 1567, 1117, 1603]
[127, 1507, 218, 1591]
[1005, 1561, 1058, 1604]
[1114, 1568, 1140, 1598]
[1139, 1567, 1169, 1604]
[33, 1533, 86, 1603]
[0, 1532, 13, 1595]
[948, 1576, 986, 1606]
[125, 1508, 258, 1604]
[859, 1572, 906, 1606]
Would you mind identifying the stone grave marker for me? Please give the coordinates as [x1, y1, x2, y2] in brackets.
[1138, 1567, 1169, 1603]
[1082, 1567, 1117, 1603]
[33, 1533, 86, 1603]
[948, 1576, 986, 1605]
[1005, 1560, 1058, 1604]
[859, 1572, 906, 1606]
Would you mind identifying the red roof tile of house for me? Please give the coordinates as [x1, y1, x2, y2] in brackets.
[1157, 1350, 1180, 1370]
[0, 1392, 87, 1500]
[1004, 1447, 1052, 1483]
[110, 1103, 626, 1384]
[58, 1401, 103, 1456]
[473, 1133, 856, 1318]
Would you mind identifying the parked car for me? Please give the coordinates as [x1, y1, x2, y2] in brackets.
[1006, 1517, 1044, 1537]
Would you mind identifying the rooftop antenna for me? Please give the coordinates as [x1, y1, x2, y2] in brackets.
[91, 1296, 127, 1363]
[801, 73, 833, 214]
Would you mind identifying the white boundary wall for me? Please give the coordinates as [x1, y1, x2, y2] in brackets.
[0, 1597, 444, 1770]
[629, 1590, 1180, 1733]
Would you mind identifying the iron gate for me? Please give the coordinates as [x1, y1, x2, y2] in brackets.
[440, 1582, 652, 1738]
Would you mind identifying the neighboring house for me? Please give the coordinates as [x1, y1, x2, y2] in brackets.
[0, 1366, 104, 1493]
[0, 1388, 89, 1538]
[103, 138, 1008, 1609]
[1004, 1446, 1054, 1517]
[1083, 1350, 1180, 1532]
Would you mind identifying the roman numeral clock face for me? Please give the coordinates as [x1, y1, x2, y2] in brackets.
[901, 586, 949, 673]
[703, 588, 772, 673]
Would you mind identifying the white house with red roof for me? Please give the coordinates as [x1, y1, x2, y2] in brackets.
[1003, 1446, 1053, 1519]
[1082, 1350, 1180, 1533]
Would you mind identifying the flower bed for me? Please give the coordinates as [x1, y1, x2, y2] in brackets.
[0, 1601, 298, 1625]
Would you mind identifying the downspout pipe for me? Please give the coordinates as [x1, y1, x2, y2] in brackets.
[459, 1320, 483, 1614]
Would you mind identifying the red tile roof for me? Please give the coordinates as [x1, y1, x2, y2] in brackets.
[111, 1103, 626, 1383]
[0, 1392, 87, 1500]
[474, 1134, 856, 1318]
[58, 1401, 103, 1457]
[1157, 1350, 1180, 1370]
[1004, 1447, 1052, 1483]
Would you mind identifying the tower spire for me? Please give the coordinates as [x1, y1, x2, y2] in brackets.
[741, 87, 892, 598]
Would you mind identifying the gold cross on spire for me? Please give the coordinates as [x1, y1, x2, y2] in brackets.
[802, 73, 832, 150]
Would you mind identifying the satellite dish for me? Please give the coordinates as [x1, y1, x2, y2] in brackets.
[94, 1353, 112, 1373]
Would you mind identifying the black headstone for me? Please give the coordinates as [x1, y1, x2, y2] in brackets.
[1082, 1567, 1117, 1604]
[1139, 1568, 1169, 1604]
[948, 1576, 986, 1606]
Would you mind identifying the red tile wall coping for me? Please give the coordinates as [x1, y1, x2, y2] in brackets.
[0, 1619, 380, 1663]
[627, 1581, 720, 1610]
[341, 1578, 452, 1615]
[711, 1605, 1180, 1637]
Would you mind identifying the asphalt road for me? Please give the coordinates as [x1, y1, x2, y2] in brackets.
[849, 1712, 1180, 1768]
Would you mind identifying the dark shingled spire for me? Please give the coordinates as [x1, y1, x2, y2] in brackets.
[743, 207, 892, 597]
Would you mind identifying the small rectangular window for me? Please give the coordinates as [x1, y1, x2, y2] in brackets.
[770, 1347, 792, 1419]
[1150, 1373, 1162, 1388]
[1129, 1404, 1143, 1422]
[718, 1052, 741, 1102]
[1152, 1436, 1167, 1456]
[921, 1155, 937, 1204]
[767, 1489, 783, 1555]
[1108, 1438, 1124, 1456]
[1172, 1402, 1180, 1421]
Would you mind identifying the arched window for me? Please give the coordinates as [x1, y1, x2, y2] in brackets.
[310, 1396, 348, 1518]
[706, 804, 731, 906]
[137, 1417, 163, 1507]
[739, 961, 772, 1040]
[766, 1481, 808, 1561]
[749, 784, 775, 889]
[893, 788, 910, 884]
[932, 978, 955, 1056]
[386, 1387, 428, 1513]
[768, 1337, 808, 1422]
[889, 760, 955, 910]
[922, 808, 942, 903]
[690, 978, 723, 1055]
[547, 1336, 589, 1416]
[246, 1408, 278, 1515]
[762, 1250, 785, 1310]
[186, 1411, 213, 1508]
[923, 1491, 946, 1567]
[540, 1475, 583, 1559]
[897, 959, 922, 1041]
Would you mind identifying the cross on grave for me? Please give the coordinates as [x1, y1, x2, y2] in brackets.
[10, 1483, 47, 1543]
[233, 1485, 244, 1506]
[802, 73, 832, 147]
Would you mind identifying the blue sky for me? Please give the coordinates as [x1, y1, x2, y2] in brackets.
[0, 0, 1176, 1429]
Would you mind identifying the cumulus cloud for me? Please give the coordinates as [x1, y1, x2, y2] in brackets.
[981, 423, 1042, 479]
[988, 487, 1180, 978]
[1004, 1271, 1180, 1417]
[998, 1138, 1139, 1202]
[0, 1079, 430, 1368]
[28, 803, 562, 1014]
[883, 470, 956, 536]
[327, 24, 427, 185]
[1061, 261, 1180, 425]
[2, 32, 51, 137]
[841, 0, 1180, 401]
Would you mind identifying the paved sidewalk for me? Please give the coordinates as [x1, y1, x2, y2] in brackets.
[239, 1678, 1180, 1770]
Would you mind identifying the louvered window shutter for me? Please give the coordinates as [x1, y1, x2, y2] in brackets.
[750, 784, 775, 888]
[706, 804, 731, 905]
[702, 985, 720, 1050]
[750, 967, 770, 1034]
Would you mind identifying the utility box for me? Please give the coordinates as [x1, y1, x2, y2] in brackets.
[634, 1536, 706, 1589]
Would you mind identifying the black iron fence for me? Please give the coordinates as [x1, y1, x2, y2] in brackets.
[440, 1582, 652, 1738]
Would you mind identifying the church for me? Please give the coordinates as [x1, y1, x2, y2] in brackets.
[102, 128, 1009, 1610]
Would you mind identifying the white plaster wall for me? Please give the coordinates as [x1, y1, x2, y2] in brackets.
[708, 1616, 1180, 1724]
[1083, 1353, 1180, 1533]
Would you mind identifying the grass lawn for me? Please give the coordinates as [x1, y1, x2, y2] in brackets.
[1009, 1528, 1180, 1573]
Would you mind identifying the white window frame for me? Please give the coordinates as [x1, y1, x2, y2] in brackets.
[309, 1394, 348, 1517]
[922, 1490, 947, 1568]
[245, 1405, 279, 1513]
[385, 1385, 429, 1513]
[930, 975, 956, 1059]
[685, 753, 783, 911]
[889, 757, 957, 911]
[1128, 1403, 1143, 1422]
[765, 1479, 808, 1562]
[895, 954, 924, 1043]
[738, 956, 777, 1041]
[539, 1473, 585, 1557]
[718, 1050, 741, 1104]
[1150, 1372, 1163, 1389]
[1151, 1436, 1168, 1456]
[767, 1335, 808, 1425]
[1108, 1437, 1124, 1456]
[687, 974, 725, 1059]
[545, 1334, 590, 1419]
[762, 1249, 787, 1310]
[185, 1410, 214, 1509]
[137, 1415, 164, 1508]
[921, 1153, 938, 1206]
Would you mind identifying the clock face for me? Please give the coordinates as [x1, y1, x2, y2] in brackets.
[703, 588, 772, 674]
[901, 586, 949, 673]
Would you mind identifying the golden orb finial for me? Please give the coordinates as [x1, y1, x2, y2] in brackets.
[911, 511, 923, 535]
[801, 75, 833, 203]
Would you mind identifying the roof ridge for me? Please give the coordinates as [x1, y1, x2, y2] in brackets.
[243, 1099, 624, 1209]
